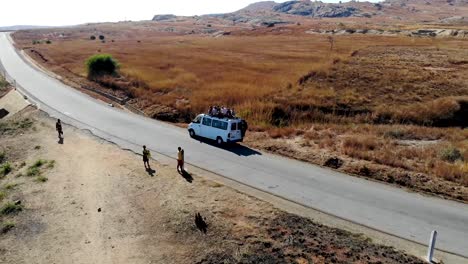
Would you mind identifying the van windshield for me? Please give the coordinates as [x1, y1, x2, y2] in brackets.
[193, 115, 202, 124]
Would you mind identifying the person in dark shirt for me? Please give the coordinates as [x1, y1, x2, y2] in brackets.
[240, 119, 248, 138]
[142, 145, 151, 170]
[56, 119, 63, 139]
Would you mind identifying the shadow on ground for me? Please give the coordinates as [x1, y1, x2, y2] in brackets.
[194, 136, 262, 157]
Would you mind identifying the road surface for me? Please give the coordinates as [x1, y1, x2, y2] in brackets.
[0, 32, 467, 258]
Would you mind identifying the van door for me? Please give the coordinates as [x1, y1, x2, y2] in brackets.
[230, 122, 242, 140]
[201, 117, 213, 139]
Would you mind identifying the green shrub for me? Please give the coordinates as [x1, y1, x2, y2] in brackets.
[85, 54, 119, 78]
[32, 159, 46, 168]
[1, 202, 22, 215]
[26, 167, 40, 177]
[0, 191, 5, 201]
[0, 162, 12, 176]
[0, 152, 5, 163]
[35, 176, 48, 183]
[46, 160, 56, 169]
[1, 221, 15, 233]
[4, 183, 17, 190]
[46, 40, 52, 44]
[0, 77, 7, 90]
[440, 146, 463, 163]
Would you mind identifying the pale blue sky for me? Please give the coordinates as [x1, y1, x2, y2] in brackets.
[1, 0, 380, 27]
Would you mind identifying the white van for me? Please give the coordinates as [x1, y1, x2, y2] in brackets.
[188, 114, 243, 144]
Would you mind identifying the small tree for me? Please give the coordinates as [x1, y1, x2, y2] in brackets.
[85, 54, 119, 79]
[99, 35, 105, 40]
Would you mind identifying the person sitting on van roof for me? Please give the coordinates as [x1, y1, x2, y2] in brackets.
[212, 106, 219, 117]
[208, 106, 213, 116]
[221, 107, 228, 116]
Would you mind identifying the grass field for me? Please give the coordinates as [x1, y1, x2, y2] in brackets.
[12, 23, 468, 199]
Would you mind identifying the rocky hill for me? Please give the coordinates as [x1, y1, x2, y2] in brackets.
[151, 0, 468, 28]
[233, 0, 468, 21]
[272, 1, 361, 18]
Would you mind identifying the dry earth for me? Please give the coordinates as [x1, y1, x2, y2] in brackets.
[0, 107, 429, 264]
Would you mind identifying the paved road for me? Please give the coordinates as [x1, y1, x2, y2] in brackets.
[1, 32, 467, 257]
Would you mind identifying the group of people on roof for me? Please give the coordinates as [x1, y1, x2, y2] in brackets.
[208, 106, 236, 119]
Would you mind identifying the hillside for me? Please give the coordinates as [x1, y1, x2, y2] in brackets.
[224, 0, 468, 23]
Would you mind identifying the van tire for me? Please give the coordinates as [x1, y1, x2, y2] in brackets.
[189, 129, 195, 138]
[216, 137, 224, 145]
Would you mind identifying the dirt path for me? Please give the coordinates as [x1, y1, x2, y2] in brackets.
[1, 112, 155, 263]
[0, 109, 450, 264]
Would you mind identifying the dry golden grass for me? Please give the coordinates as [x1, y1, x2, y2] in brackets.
[15, 27, 464, 126]
[12, 24, 468, 194]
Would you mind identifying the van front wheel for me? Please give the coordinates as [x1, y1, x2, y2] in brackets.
[189, 129, 195, 138]
[216, 137, 224, 145]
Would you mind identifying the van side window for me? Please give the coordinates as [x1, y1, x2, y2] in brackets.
[221, 122, 228, 130]
[202, 117, 212, 126]
[231, 123, 237, 130]
[212, 120, 220, 129]
[212, 120, 228, 130]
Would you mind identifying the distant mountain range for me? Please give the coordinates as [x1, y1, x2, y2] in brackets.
[153, 0, 468, 25]
[0, 25, 53, 31]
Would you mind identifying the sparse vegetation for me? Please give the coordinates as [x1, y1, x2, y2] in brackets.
[1, 221, 15, 233]
[0, 76, 8, 90]
[86, 54, 119, 79]
[0, 118, 34, 135]
[0, 151, 5, 163]
[35, 176, 48, 183]
[4, 183, 18, 190]
[0, 162, 12, 177]
[26, 166, 40, 177]
[25, 159, 54, 177]
[32, 159, 46, 168]
[0, 191, 5, 201]
[440, 146, 464, 163]
[46, 160, 56, 169]
[0, 202, 22, 215]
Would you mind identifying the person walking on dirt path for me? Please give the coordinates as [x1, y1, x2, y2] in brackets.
[143, 145, 151, 170]
[177, 147, 185, 174]
[56, 119, 63, 139]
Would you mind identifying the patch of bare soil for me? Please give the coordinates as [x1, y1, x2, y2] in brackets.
[0, 108, 426, 263]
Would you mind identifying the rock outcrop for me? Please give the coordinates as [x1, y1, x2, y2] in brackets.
[152, 14, 177, 22]
[273, 1, 361, 18]
[306, 28, 468, 38]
